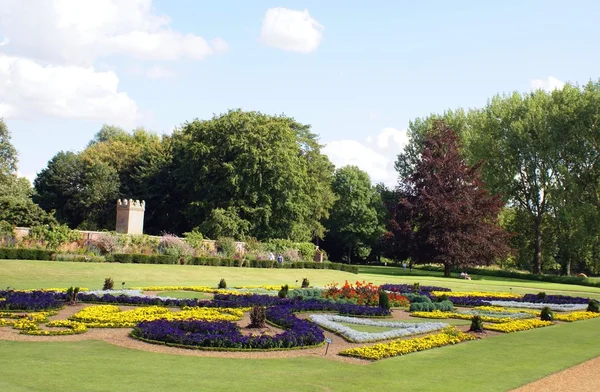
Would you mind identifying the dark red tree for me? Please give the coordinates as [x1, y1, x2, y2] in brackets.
[387, 121, 511, 277]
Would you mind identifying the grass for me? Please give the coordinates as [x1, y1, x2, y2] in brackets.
[1, 318, 599, 391]
[2, 259, 600, 391]
[156, 291, 214, 299]
[339, 322, 394, 333]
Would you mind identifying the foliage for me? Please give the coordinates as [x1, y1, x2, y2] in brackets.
[0, 196, 57, 227]
[409, 301, 454, 312]
[182, 229, 204, 250]
[171, 109, 336, 241]
[0, 248, 54, 260]
[157, 234, 193, 258]
[66, 286, 80, 304]
[587, 299, 600, 313]
[378, 289, 390, 309]
[324, 165, 382, 263]
[537, 292, 547, 300]
[540, 306, 554, 321]
[103, 278, 114, 290]
[469, 315, 484, 332]
[248, 306, 266, 328]
[25, 224, 80, 249]
[218, 279, 227, 289]
[301, 278, 310, 288]
[278, 284, 289, 298]
[387, 122, 511, 276]
[216, 237, 237, 258]
[0, 119, 17, 178]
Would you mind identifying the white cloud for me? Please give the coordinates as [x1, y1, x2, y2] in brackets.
[323, 140, 396, 186]
[0, 37, 8, 47]
[374, 127, 409, 150]
[530, 76, 565, 92]
[145, 65, 176, 79]
[260, 8, 324, 53]
[0, 53, 138, 125]
[0, 0, 228, 65]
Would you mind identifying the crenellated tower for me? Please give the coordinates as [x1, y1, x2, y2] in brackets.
[116, 199, 146, 234]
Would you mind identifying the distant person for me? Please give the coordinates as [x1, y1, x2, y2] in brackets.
[269, 252, 275, 261]
[402, 262, 407, 271]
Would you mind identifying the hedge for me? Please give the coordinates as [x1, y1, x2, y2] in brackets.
[0, 248, 53, 260]
[417, 265, 600, 288]
[109, 254, 358, 273]
[409, 300, 454, 312]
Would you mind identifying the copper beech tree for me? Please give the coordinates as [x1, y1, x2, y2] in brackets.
[387, 121, 511, 277]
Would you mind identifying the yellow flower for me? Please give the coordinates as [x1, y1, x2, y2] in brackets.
[483, 319, 552, 333]
[553, 311, 600, 322]
[431, 291, 522, 299]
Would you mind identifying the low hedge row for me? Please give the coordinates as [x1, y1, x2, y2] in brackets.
[0, 248, 53, 260]
[409, 300, 454, 312]
[107, 253, 358, 273]
[418, 265, 600, 288]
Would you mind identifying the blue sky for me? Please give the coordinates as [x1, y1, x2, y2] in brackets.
[1, 0, 599, 186]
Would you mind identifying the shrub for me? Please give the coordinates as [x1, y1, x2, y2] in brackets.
[66, 286, 80, 304]
[409, 300, 453, 312]
[301, 278, 310, 288]
[158, 234, 193, 259]
[438, 294, 449, 302]
[216, 237, 237, 258]
[404, 293, 432, 303]
[248, 306, 266, 328]
[282, 249, 301, 262]
[587, 299, 600, 313]
[537, 292, 547, 300]
[54, 253, 104, 263]
[413, 282, 421, 293]
[540, 306, 554, 321]
[378, 290, 390, 310]
[469, 315, 484, 332]
[218, 278, 227, 289]
[183, 229, 204, 250]
[87, 232, 126, 255]
[103, 277, 114, 290]
[278, 284, 289, 299]
[0, 248, 54, 260]
[26, 224, 81, 249]
[296, 242, 317, 261]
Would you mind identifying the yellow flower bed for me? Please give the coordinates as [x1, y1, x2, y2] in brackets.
[70, 305, 248, 328]
[410, 310, 515, 324]
[553, 311, 600, 322]
[233, 285, 298, 291]
[484, 319, 552, 333]
[431, 291, 522, 299]
[0, 311, 50, 322]
[20, 320, 88, 336]
[340, 327, 476, 360]
[473, 306, 539, 316]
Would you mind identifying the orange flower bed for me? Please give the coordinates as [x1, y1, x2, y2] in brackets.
[322, 281, 409, 307]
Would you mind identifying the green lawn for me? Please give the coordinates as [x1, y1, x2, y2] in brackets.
[1, 318, 599, 392]
[339, 322, 394, 333]
[2, 259, 600, 391]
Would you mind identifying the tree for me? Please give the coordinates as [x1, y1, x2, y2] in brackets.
[0, 196, 57, 227]
[171, 109, 336, 240]
[324, 166, 382, 263]
[34, 152, 120, 228]
[388, 122, 510, 277]
[0, 119, 17, 178]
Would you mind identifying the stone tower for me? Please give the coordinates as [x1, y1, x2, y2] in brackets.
[116, 199, 145, 235]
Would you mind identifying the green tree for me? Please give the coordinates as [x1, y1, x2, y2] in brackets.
[34, 152, 120, 229]
[171, 109, 336, 240]
[0, 197, 57, 227]
[324, 165, 382, 263]
[0, 119, 17, 178]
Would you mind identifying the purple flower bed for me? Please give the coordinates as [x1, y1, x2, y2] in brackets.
[521, 294, 590, 304]
[380, 284, 452, 294]
[0, 290, 63, 311]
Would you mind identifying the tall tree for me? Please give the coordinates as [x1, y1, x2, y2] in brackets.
[388, 122, 510, 277]
[324, 166, 382, 263]
[0, 119, 17, 178]
[171, 109, 336, 240]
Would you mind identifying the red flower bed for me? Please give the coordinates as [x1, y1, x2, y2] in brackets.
[322, 281, 409, 307]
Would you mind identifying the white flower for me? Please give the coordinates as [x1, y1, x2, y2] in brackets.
[489, 301, 588, 312]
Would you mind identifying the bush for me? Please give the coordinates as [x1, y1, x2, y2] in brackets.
[103, 277, 114, 290]
[278, 284, 289, 299]
[218, 279, 227, 289]
[469, 315, 484, 332]
[66, 286, 80, 304]
[288, 288, 323, 300]
[158, 234, 193, 259]
[537, 292, 547, 300]
[378, 290, 390, 310]
[296, 242, 317, 261]
[111, 253, 179, 264]
[183, 229, 204, 250]
[248, 306, 266, 328]
[301, 278, 310, 288]
[26, 224, 81, 249]
[403, 293, 432, 303]
[540, 306, 554, 321]
[413, 282, 421, 293]
[54, 253, 104, 263]
[216, 237, 237, 258]
[0, 247, 54, 260]
[587, 299, 600, 313]
[409, 300, 453, 312]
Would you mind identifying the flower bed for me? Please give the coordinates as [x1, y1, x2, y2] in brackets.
[322, 281, 409, 307]
[379, 284, 452, 294]
[309, 314, 448, 343]
[432, 291, 521, 300]
[488, 301, 588, 312]
[20, 320, 87, 336]
[483, 319, 553, 333]
[553, 311, 600, 322]
[521, 294, 590, 304]
[0, 291, 64, 311]
[339, 327, 476, 360]
[70, 305, 247, 328]
[410, 309, 530, 323]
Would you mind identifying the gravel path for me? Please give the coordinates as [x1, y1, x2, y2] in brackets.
[510, 356, 600, 392]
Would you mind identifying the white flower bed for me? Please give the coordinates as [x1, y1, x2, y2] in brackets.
[454, 309, 531, 319]
[309, 314, 448, 343]
[81, 290, 178, 300]
[490, 301, 588, 312]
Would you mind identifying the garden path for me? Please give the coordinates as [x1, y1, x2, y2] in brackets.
[511, 356, 600, 392]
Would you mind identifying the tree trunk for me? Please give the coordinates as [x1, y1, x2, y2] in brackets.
[533, 217, 543, 274]
[444, 263, 451, 277]
[347, 247, 352, 264]
[566, 257, 571, 276]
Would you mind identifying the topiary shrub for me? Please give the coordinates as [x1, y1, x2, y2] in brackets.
[587, 299, 600, 313]
[378, 290, 390, 310]
[248, 306, 266, 328]
[413, 282, 420, 293]
[409, 300, 453, 312]
[540, 306, 554, 321]
[537, 292, 547, 300]
[278, 284, 289, 298]
[301, 278, 310, 288]
[66, 286, 80, 304]
[218, 278, 227, 289]
[469, 315, 484, 332]
[103, 277, 114, 290]
[438, 294, 449, 302]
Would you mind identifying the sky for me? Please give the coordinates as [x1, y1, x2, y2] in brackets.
[1, 0, 599, 187]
